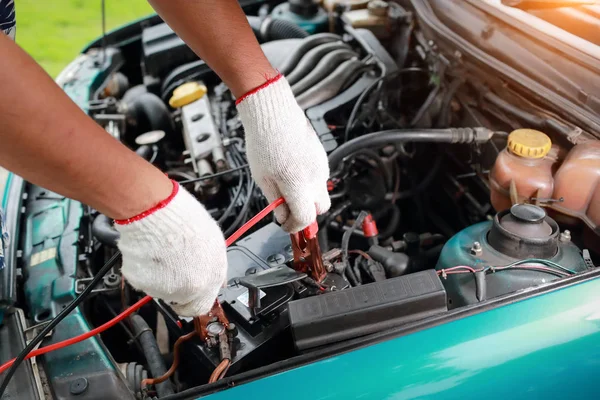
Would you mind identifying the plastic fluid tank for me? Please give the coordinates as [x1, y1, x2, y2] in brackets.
[271, 1, 329, 34]
[490, 129, 555, 211]
[551, 141, 600, 234]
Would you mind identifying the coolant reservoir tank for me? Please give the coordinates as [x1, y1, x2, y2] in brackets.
[490, 129, 555, 211]
[551, 141, 600, 234]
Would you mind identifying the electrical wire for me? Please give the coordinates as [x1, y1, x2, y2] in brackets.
[0, 295, 152, 377]
[225, 197, 285, 246]
[217, 174, 245, 225]
[178, 164, 249, 184]
[410, 83, 441, 127]
[100, 298, 144, 355]
[217, 150, 248, 225]
[0, 197, 286, 390]
[209, 359, 231, 384]
[223, 180, 255, 237]
[141, 331, 197, 387]
[396, 152, 443, 201]
[391, 162, 401, 203]
[218, 361, 231, 380]
[344, 67, 429, 144]
[223, 146, 254, 236]
[437, 259, 575, 280]
[349, 250, 371, 260]
[341, 212, 369, 286]
[344, 77, 384, 144]
[486, 258, 576, 275]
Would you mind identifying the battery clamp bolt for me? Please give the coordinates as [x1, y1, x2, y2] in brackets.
[470, 241, 483, 256]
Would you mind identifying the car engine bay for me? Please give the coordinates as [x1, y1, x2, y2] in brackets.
[5, 1, 600, 399]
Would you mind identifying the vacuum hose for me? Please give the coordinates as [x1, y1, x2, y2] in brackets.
[129, 314, 175, 397]
[328, 128, 494, 171]
[91, 214, 119, 248]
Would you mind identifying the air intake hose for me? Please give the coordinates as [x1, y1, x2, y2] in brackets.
[122, 92, 176, 137]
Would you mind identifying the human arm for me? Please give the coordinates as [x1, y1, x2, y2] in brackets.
[0, 33, 172, 219]
[149, 0, 331, 231]
[0, 32, 223, 315]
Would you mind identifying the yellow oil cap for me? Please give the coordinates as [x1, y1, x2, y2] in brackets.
[507, 129, 552, 159]
[169, 82, 207, 108]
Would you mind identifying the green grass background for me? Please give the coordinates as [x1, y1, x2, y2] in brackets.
[16, 0, 154, 77]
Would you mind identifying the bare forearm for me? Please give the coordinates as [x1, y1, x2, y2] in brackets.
[0, 34, 171, 219]
[149, 0, 276, 97]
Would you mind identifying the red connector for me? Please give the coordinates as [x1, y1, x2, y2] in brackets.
[362, 214, 379, 238]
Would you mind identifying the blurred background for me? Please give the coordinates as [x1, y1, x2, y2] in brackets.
[16, 0, 153, 78]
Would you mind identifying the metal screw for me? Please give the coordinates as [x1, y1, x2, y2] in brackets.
[324, 261, 334, 273]
[266, 253, 286, 266]
[559, 230, 571, 243]
[470, 241, 483, 256]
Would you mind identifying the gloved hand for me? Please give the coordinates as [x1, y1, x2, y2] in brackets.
[236, 74, 331, 233]
[114, 180, 227, 317]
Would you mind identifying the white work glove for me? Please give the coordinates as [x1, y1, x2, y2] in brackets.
[236, 74, 331, 233]
[114, 181, 227, 316]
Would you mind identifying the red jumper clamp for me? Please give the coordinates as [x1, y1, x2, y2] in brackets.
[290, 221, 327, 283]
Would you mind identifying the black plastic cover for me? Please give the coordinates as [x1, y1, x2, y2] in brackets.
[142, 23, 198, 78]
[289, 270, 447, 350]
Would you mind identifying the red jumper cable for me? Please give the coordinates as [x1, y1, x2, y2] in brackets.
[0, 197, 286, 375]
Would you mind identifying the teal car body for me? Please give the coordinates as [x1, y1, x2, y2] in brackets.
[1, 1, 599, 398]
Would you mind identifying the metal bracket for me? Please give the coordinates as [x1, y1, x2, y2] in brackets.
[238, 265, 306, 317]
[75, 277, 119, 295]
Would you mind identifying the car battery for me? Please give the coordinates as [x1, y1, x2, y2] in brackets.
[159, 223, 297, 374]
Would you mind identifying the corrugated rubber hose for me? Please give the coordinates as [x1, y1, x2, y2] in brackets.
[130, 314, 175, 397]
